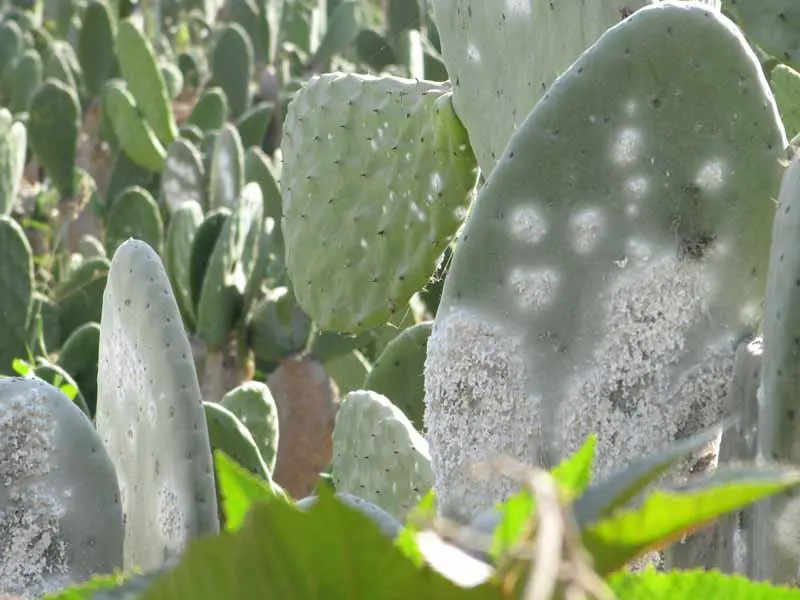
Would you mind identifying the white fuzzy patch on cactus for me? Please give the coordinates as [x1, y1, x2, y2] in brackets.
[557, 255, 733, 477]
[424, 309, 541, 519]
[510, 205, 548, 244]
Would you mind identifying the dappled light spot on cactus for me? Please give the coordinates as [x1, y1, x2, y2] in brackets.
[504, 0, 531, 17]
[624, 175, 649, 198]
[624, 99, 638, 116]
[569, 208, 605, 254]
[424, 308, 538, 521]
[626, 238, 653, 263]
[611, 127, 643, 165]
[509, 205, 547, 244]
[508, 267, 560, 310]
[695, 158, 726, 191]
[466, 43, 481, 63]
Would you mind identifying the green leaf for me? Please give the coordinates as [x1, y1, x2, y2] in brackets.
[573, 423, 727, 527]
[139, 486, 505, 600]
[488, 435, 596, 561]
[583, 465, 800, 575]
[214, 450, 288, 532]
[396, 490, 438, 567]
[608, 567, 800, 599]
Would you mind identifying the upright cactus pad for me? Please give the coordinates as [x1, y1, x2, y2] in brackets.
[203, 401, 271, 480]
[0, 377, 123, 597]
[28, 78, 79, 197]
[159, 138, 206, 214]
[727, 1, 800, 72]
[116, 20, 178, 146]
[281, 73, 477, 333]
[755, 152, 800, 582]
[365, 321, 431, 432]
[0, 110, 26, 216]
[78, 0, 117, 99]
[197, 182, 264, 350]
[165, 200, 204, 330]
[424, 2, 787, 520]
[209, 23, 253, 119]
[105, 186, 164, 256]
[0, 215, 32, 374]
[208, 123, 244, 211]
[220, 381, 280, 472]
[430, 0, 655, 176]
[96, 239, 219, 572]
[332, 390, 434, 520]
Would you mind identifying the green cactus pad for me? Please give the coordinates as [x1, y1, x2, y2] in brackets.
[96, 239, 219, 572]
[209, 123, 245, 211]
[10, 49, 42, 113]
[28, 78, 79, 197]
[203, 401, 271, 480]
[44, 40, 81, 93]
[0, 111, 26, 216]
[332, 390, 434, 519]
[187, 86, 228, 132]
[197, 182, 265, 350]
[324, 349, 372, 396]
[209, 23, 253, 119]
[0, 377, 123, 597]
[105, 186, 164, 256]
[219, 381, 280, 472]
[0, 216, 32, 374]
[116, 20, 178, 145]
[365, 321, 431, 432]
[281, 73, 477, 333]
[57, 321, 101, 416]
[105, 150, 157, 207]
[55, 257, 108, 345]
[160, 61, 184, 100]
[104, 80, 168, 173]
[772, 64, 800, 141]
[429, 0, 717, 177]
[0, 19, 23, 80]
[236, 101, 275, 149]
[244, 147, 283, 240]
[160, 138, 206, 214]
[78, 0, 118, 99]
[727, 0, 800, 72]
[189, 208, 230, 313]
[165, 200, 204, 330]
[424, 2, 787, 520]
[249, 286, 313, 362]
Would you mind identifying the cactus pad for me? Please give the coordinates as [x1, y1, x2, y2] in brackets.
[96, 239, 219, 572]
[281, 72, 477, 333]
[220, 381, 280, 472]
[0, 377, 123, 597]
[424, 2, 787, 520]
[0, 216, 32, 374]
[332, 390, 434, 519]
[727, 0, 800, 72]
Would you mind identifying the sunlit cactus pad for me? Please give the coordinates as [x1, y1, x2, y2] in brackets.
[332, 390, 434, 519]
[280, 72, 477, 333]
[424, 2, 787, 520]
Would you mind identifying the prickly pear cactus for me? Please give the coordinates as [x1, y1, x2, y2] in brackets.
[208, 123, 244, 211]
[28, 78, 80, 197]
[332, 390, 434, 520]
[365, 321, 431, 432]
[105, 186, 164, 256]
[96, 239, 219, 572]
[281, 73, 478, 333]
[0, 216, 32, 374]
[424, 2, 787, 521]
[0, 377, 123, 597]
[209, 22, 253, 119]
[165, 200, 204, 330]
[771, 64, 800, 141]
[726, 1, 800, 72]
[219, 381, 280, 472]
[430, 0, 720, 176]
[755, 151, 800, 584]
[104, 80, 168, 172]
[0, 112, 26, 216]
[159, 138, 206, 214]
[203, 401, 271, 480]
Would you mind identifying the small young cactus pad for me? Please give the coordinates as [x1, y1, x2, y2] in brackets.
[281, 73, 478, 333]
[424, 2, 788, 521]
[219, 381, 280, 472]
[332, 390, 434, 519]
[0, 377, 123, 597]
[96, 239, 219, 572]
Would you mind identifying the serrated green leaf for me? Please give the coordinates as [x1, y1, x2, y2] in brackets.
[583, 465, 800, 575]
[214, 449, 288, 533]
[608, 567, 800, 599]
[138, 486, 505, 600]
[573, 423, 727, 528]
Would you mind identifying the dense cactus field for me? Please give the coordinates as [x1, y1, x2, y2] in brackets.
[4, 0, 800, 598]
